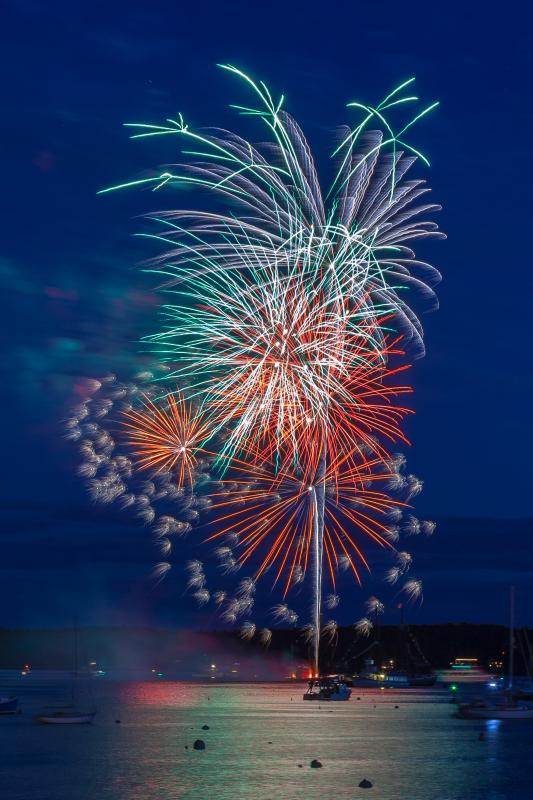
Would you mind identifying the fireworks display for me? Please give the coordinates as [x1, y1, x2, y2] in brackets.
[69, 67, 443, 672]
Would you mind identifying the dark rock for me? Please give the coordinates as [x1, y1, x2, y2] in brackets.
[185, 746, 189, 750]
[268, 741, 272, 744]
[201, 725, 210, 730]
[310, 759, 322, 769]
[394, 705, 399, 709]
[115, 719, 121, 724]
[359, 779, 373, 788]
[193, 739, 206, 750]
[298, 764, 303, 768]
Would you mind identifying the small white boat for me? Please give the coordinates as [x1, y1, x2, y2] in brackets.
[36, 623, 97, 725]
[36, 709, 96, 725]
[0, 696, 19, 714]
[303, 675, 352, 701]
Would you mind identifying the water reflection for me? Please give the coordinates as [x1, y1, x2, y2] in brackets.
[1, 681, 532, 800]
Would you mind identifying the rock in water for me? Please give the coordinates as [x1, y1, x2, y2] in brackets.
[359, 778, 373, 788]
[193, 739, 206, 750]
[310, 759, 322, 769]
[201, 725, 210, 730]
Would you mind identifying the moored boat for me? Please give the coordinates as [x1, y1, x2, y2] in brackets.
[35, 622, 97, 725]
[303, 675, 352, 701]
[457, 701, 533, 720]
[456, 587, 533, 721]
[36, 709, 96, 725]
[0, 696, 19, 714]
[353, 657, 436, 688]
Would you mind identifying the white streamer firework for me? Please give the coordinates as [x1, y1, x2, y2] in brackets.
[271, 604, 299, 625]
[403, 578, 423, 602]
[354, 617, 374, 637]
[259, 628, 273, 647]
[67, 67, 443, 671]
[365, 596, 385, 616]
[240, 621, 257, 641]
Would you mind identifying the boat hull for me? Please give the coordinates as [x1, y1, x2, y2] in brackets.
[303, 692, 351, 701]
[457, 704, 533, 720]
[0, 697, 19, 714]
[36, 712, 96, 724]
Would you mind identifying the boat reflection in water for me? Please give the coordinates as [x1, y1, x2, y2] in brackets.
[303, 675, 352, 701]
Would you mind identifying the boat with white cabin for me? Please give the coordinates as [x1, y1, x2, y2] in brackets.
[303, 675, 352, 701]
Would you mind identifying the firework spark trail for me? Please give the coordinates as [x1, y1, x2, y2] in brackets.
[88, 67, 443, 672]
[120, 390, 213, 488]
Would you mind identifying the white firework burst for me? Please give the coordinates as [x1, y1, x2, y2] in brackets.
[271, 604, 298, 625]
[151, 562, 171, 583]
[354, 617, 374, 637]
[404, 515, 421, 536]
[193, 589, 210, 607]
[385, 566, 401, 584]
[421, 520, 436, 536]
[240, 621, 256, 640]
[325, 594, 340, 610]
[322, 620, 338, 644]
[365, 596, 385, 616]
[259, 628, 272, 647]
[212, 590, 227, 607]
[403, 578, 423, 602]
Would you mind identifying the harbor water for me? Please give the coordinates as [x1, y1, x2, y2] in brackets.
[2, 677, 533, 799]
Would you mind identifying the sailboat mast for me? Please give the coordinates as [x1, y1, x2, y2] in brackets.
[508, 586, 515, 691]
[72, 617, 79, 706]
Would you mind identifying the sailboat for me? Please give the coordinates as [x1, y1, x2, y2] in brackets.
[36, 624, 97, 725]
[457, 587, 533, 720]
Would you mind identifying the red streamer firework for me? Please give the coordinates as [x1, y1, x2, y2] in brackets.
[84, 67, 444, 669]
[121, 392, 211, 489]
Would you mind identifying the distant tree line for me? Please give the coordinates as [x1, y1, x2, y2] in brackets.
[0, 624, 531, 675]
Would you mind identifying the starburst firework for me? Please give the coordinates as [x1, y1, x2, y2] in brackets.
[69, 66, 443, 673]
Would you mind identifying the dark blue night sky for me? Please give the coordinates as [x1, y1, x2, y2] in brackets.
[1, 0, 532, 628]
